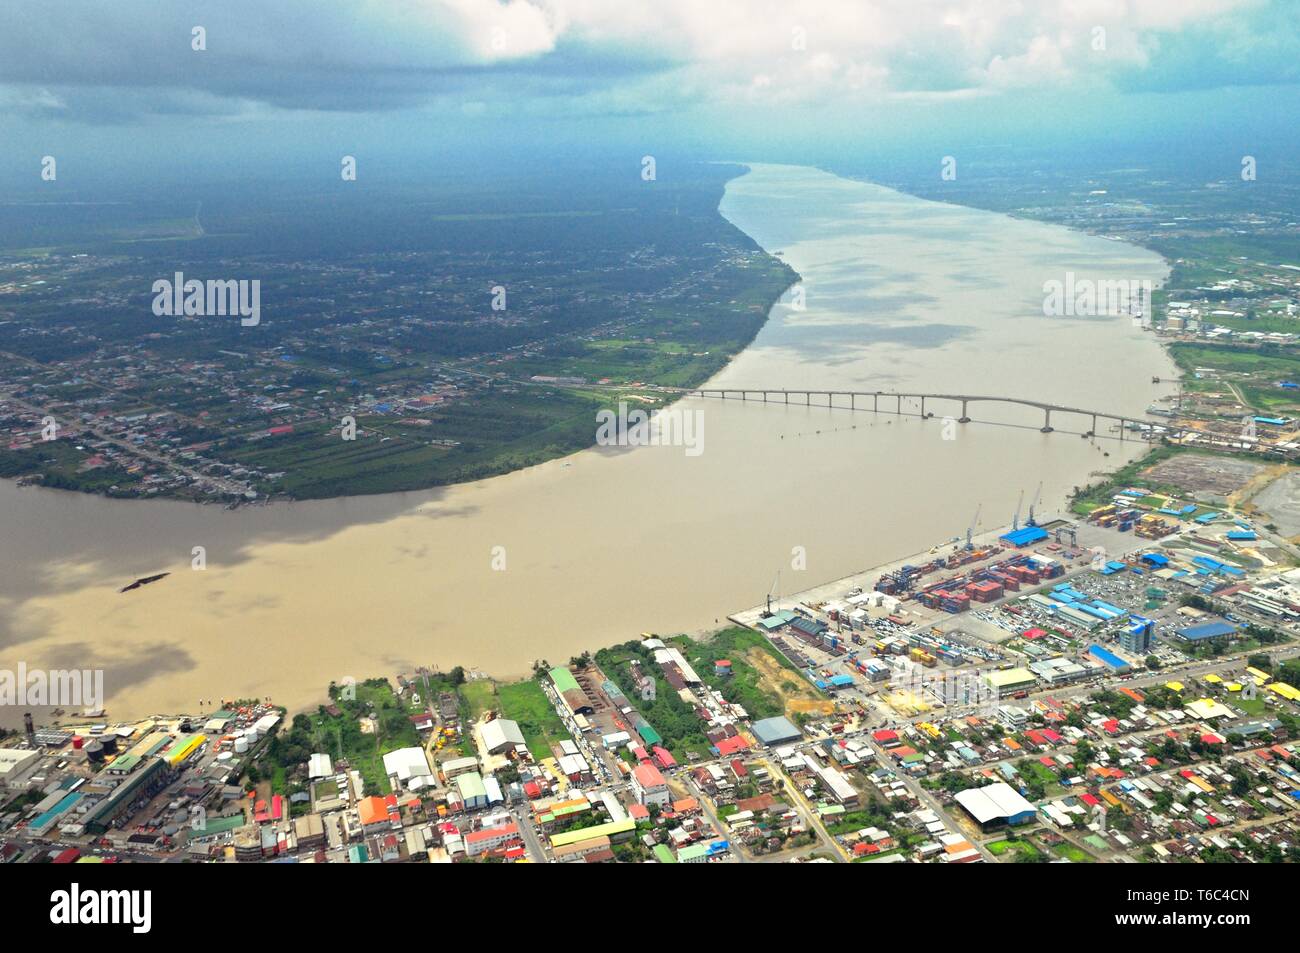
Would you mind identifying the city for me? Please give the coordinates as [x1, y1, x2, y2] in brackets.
[1, 0, 1296, 934]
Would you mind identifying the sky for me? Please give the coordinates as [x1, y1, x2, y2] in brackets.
[2, 0, 1298, 186]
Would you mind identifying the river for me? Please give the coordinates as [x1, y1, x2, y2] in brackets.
[0, 164, 1176, 726]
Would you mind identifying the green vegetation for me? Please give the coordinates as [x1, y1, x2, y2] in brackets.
[495, 679, 572, 760]
[256, 677, 432, 795]
[0, 164, 799, 502]
[673, 626, 801, 720]
[1050, 841, 1095, 863]
[0, 441, 141, 496]
[595, 639, 715, 761]
[1069, 445, 1184, 514]
[988, 838, 1043, 862]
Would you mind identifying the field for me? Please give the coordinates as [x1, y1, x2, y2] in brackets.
[1141, 453, 1266, 499]
[987, 838, 1043, 862]
[675, 626, 831, 720]
[297, 678, 424, 795]
[494, 679, 573, 761]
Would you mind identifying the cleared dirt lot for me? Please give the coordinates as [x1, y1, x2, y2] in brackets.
[746, 647, 836, 716]
[1141, 453, 1266, 500]
[1251, 470, 1300, 537]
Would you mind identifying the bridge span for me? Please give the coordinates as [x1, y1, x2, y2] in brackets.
[677, 387, 1158, 439]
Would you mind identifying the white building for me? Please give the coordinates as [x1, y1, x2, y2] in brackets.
[383, 747, 433, 788]
[481, 718, 527, 756]
[632, 762, 670, 808]
[0, 748, 40, 789]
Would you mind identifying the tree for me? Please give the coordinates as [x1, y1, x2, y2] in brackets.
[1145, 656, 1161, 670]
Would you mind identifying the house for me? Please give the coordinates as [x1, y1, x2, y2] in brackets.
[357, 795, 398, 828]
[465, 822, 520, 857]
[631, 762, 670, 808]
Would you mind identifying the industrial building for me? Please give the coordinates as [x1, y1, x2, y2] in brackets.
[480, 718, 527, 756]
[751, 716, 802, 746]
[382, 747, 434, 789]
[984, 668, 1037, 693]
[1175, 620, 1238, 642]
[549, 666, 593, 716]
[1028, 657, 1091, 684]
[0, 748, 41, 789]
[1087, 644, 1132, 673]
[1000, 526, 1049, 547]
[454, 772, 489, 811]
[953, 782, 1037, 830]
[85, 758, 171, 833]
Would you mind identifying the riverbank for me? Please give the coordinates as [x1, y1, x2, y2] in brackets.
[0, 164, 1176, 728]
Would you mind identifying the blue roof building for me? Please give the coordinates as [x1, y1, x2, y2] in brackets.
[1000, 526, 1049, 547]
[1175, 620, 1237, 642]
[1087, 644, 1131, 671]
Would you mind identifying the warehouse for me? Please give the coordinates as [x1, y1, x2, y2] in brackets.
[953, 782, 1037, 830]
[751, 716, 802, 746]
[1000, 526, 1049, 547]
[454, 772, 489, 811]
[549, 666, 593, 716]
[0, 748, 41, 789]
[1029, 657, 1091, 684]
[1087, 644, 1132, 673]
[984, 668, 1037, 693]
[382, 747, 434, 788]
[480, 718, 526, 756]
[1175, 620, 1238, 642]
[85, 758, 170, 833]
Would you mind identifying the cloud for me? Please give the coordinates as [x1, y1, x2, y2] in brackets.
[0, 0, 1290, 123]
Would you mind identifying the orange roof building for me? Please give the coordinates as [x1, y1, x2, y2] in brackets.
[358, 794, 397, 826]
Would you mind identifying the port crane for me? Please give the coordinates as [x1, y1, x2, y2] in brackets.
[1027, 482, 1042, 527]
[965, 503, 981, 551]
[764, 570, 781, 615]
[1011, 489, 1024, 531]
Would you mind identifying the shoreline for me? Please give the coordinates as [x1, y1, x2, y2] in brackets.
[3, 163, 1175, 730]
[2, 158, 1184, 511]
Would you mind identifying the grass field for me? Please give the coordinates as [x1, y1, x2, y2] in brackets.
[987, 838, 1043, 862]
[305, 678, 423, 795]
[495, 679, 573, 760]
[674, 626, 817, 720]
[1050, 841, 1095, 863]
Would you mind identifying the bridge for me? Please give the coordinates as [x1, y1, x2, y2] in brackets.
[676, 387, 1158, 439]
